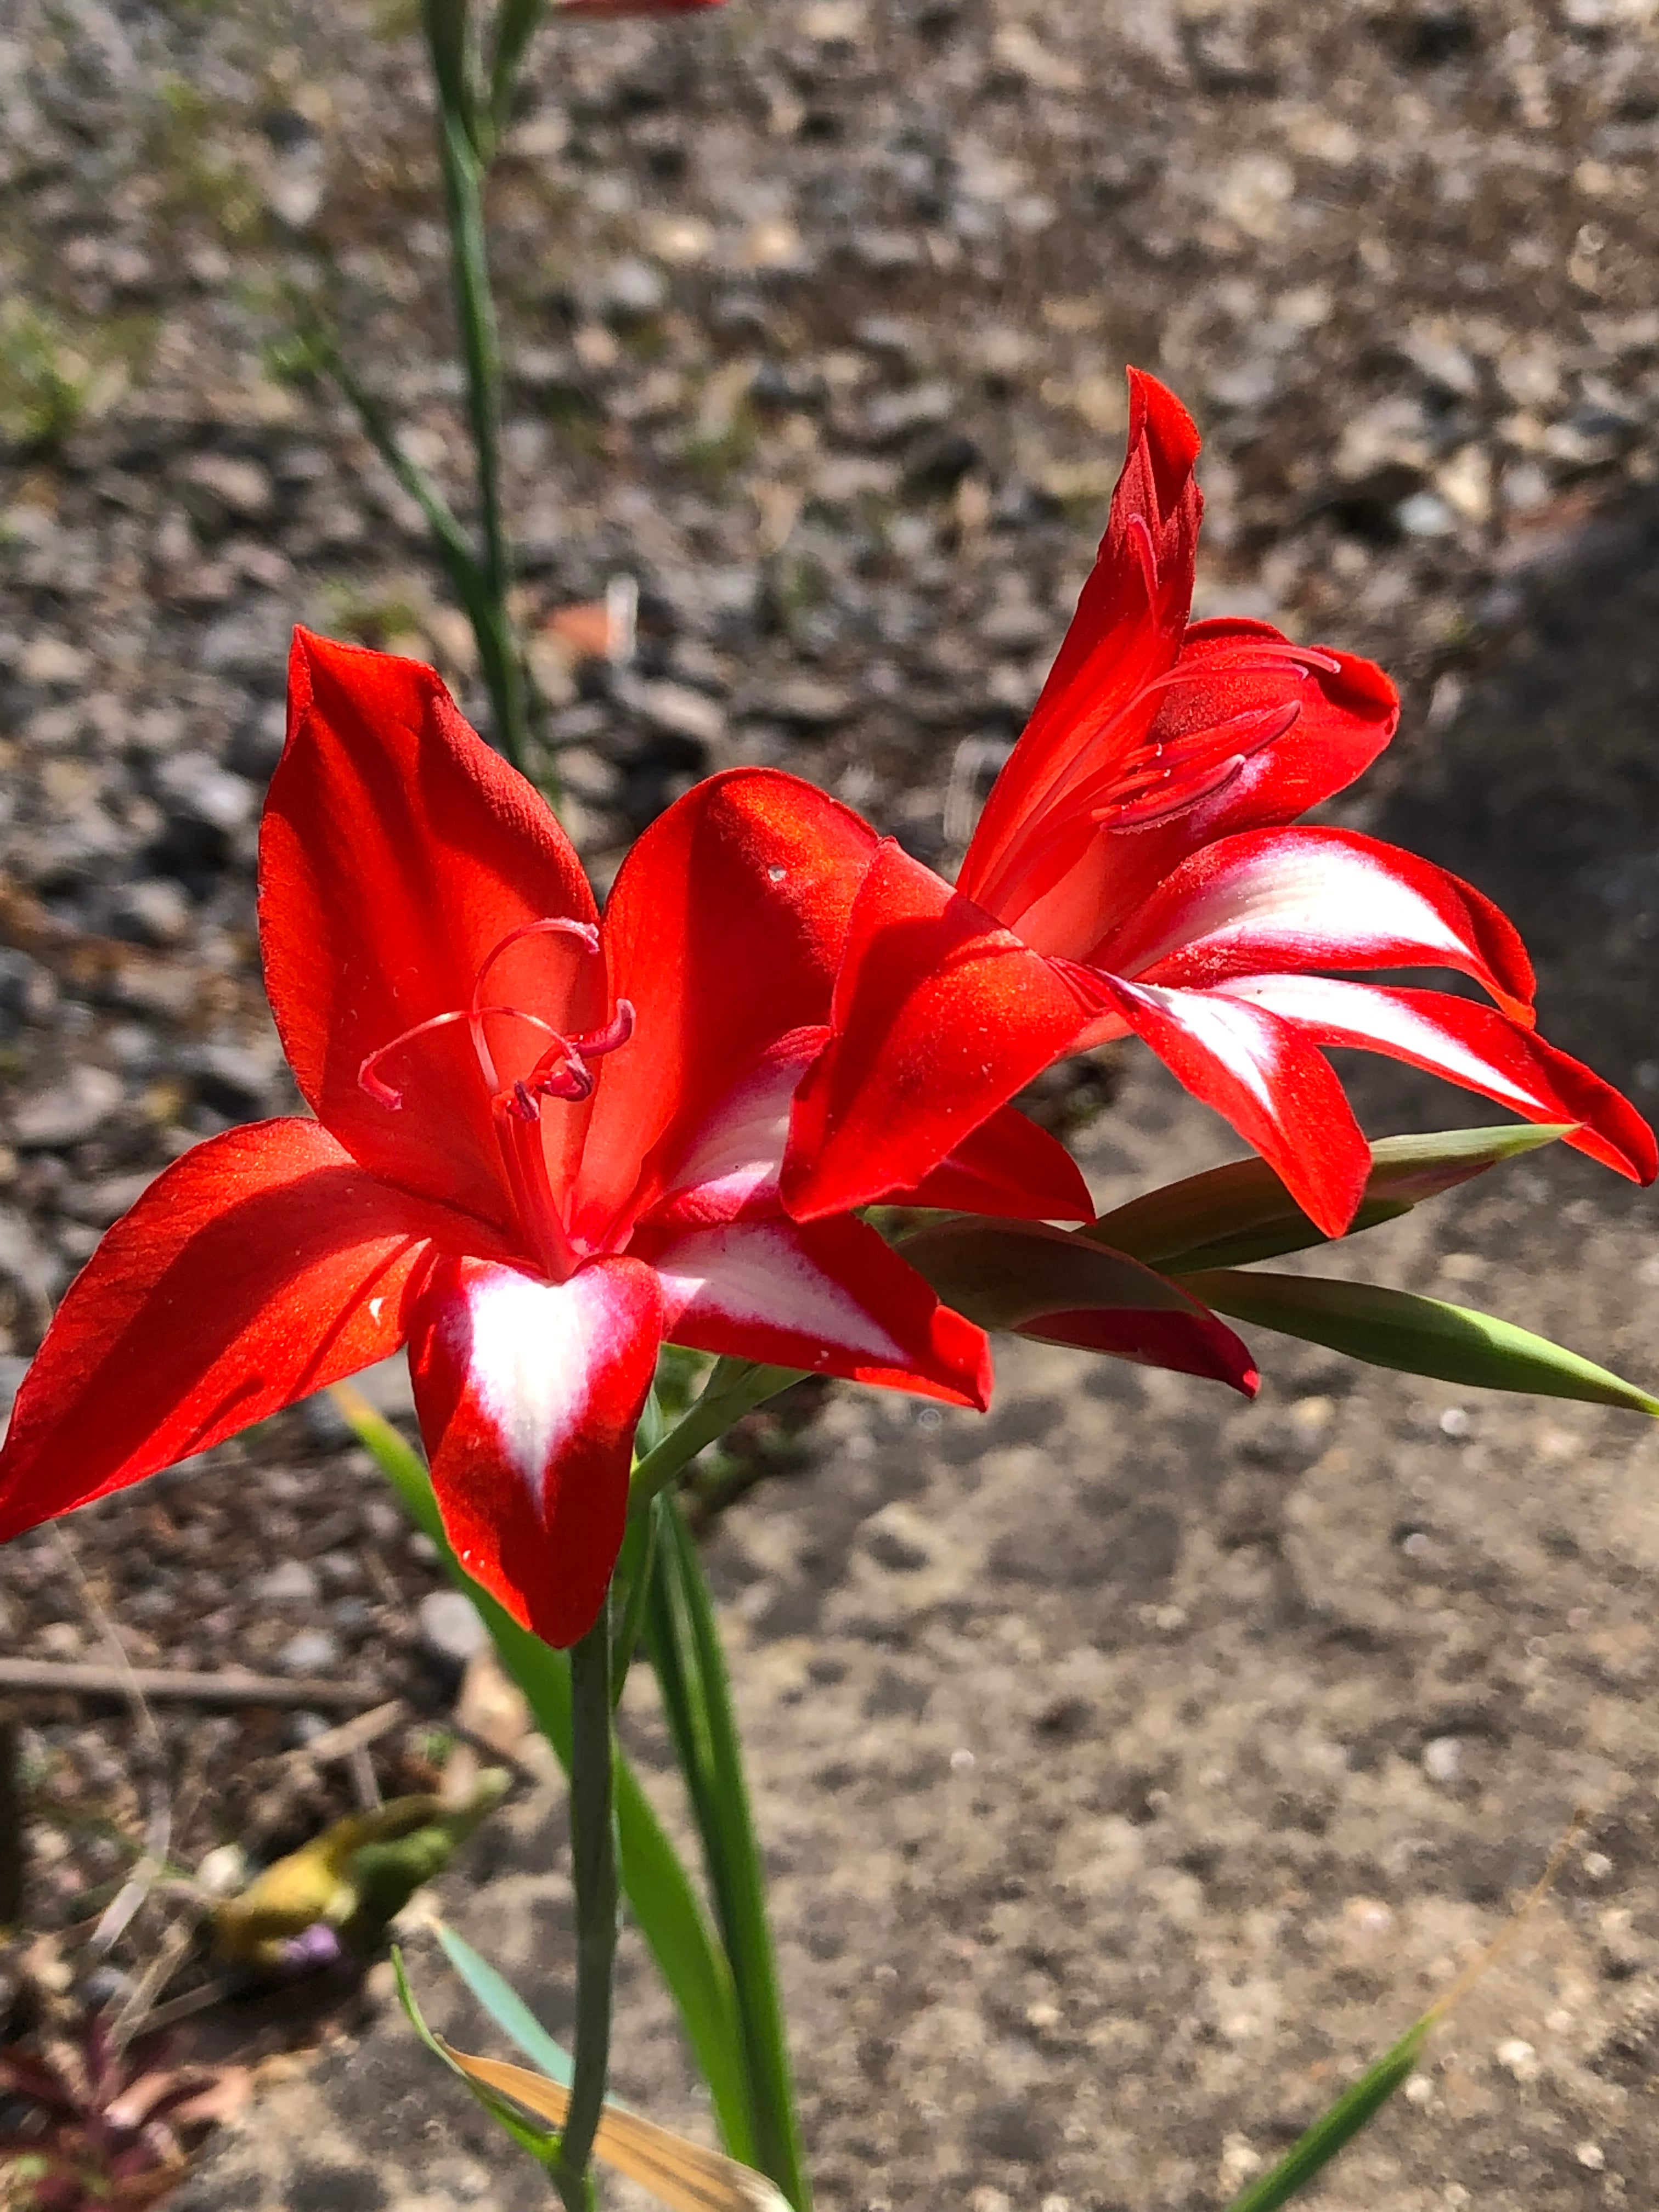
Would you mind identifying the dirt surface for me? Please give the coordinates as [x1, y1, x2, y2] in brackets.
[4, 0, 1659, 2205]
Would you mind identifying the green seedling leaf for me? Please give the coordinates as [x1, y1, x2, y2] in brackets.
[434, 1921, 574, 2089]
[1222, 1809, 1584, 2207]
[1092, 1125, 1572, 1274]
[1183, 1271, 1659, 1413]
[1222, 2017, 1429, 2212]
[392, 1946, 560, 2168]
[334, 1386, 758, 2168]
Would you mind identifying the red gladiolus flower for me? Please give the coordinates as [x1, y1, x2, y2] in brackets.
[786, 371, 1656, 1236]
[0, 633, 997, 1647]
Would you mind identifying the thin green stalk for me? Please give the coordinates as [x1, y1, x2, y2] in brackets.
[315, 335, 494, 631]
[433, 117, 528, 766]
[488, 0, 549, 144]
[1221, 2020, 1427, 2212]
[629, 1361, 802, 1517]
[646, 1498, 812, 2211]
[552, 1609, 620, 2212]
[419, 0, 535, 775]
[608, 1497, 661, 1708]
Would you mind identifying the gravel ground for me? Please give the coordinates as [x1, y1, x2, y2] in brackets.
[4, 0, 1659, 2204]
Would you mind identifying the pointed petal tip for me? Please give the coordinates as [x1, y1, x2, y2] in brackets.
[1125, 366, 1202, 479]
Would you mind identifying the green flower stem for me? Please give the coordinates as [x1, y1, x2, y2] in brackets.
[629, 1361, 803, 1519]
[488, 0, 549, 144]
[314, 336, 495, 638]
[552, 1606, 620, 2212]
[608, 1498, 661, 1709]
[333, 1383, 760, 2167]
[419, 0, 535, 777]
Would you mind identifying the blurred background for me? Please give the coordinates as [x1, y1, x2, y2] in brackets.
[4, 1, 1659, 2207]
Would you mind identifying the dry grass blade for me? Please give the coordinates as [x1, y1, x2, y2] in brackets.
[440, 2043, 792, 2212]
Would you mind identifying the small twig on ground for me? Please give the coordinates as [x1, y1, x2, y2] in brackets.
[345, 1746, 383, 1813]
[120, 1977, 234, 2041]
[0, 1660, 385, 1708]
[108, 1914, 196, 2049]
[281, 1699, 407, 1769]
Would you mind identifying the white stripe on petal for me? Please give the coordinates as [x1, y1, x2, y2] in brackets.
[1114, 979, 1285, 1115]
[652, 1039, 819, 1223]
[1216, 974, 1536, 1109]
[1125, 843, 1468, 977]
[439, 1265, 631, 1506]
[653, 1223, 906, 1365]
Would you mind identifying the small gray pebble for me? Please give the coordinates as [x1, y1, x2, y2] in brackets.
[254, 1559, 320, 1605]
[417, 1588, 488, 1672]
[278, 1629, 341, 1675]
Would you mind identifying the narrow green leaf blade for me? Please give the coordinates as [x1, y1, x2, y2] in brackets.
[646, 1499, 812, 2212]
[434, 1921, 575, 2090]
[1093, 1125, 1572, 1274]
[392, 1946, 561, 2168]
[1223, 2018, 1429, 2212]
[332, 1387, 759, 2168]
[1183, 1271, 1659, 1413]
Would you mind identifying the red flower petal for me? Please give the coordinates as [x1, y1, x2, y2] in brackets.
[782, 839, 1103, 1221]
[1170, 619, 1398, 820]
[901, 1103, 1095, 1222]
[981, 626, 1399, 959]
[961, 370, 1201, 918]
[636, 1214, 992, 1408]
[407, 1254, 664, 1647]
[1020, 1301, 1259, 1390]
[1092, 973, 1373, 1237]
[644, 1026, 825, 1232]
[577, 769, 877, 1243]
[1215, 974, 1658, 1184]
[1098, 825, 1535, 1020]
[0, 1120, 481, 1539]
[263, 633, 601, 1238]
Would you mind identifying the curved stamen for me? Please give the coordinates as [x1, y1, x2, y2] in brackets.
[513, 1000, 637, 1118]
[353, 915, 626, 1286]
[1004, 645, 1344, 857]
[358, 1005, 567, 1110]
[1097, 700, 1303, 830]
[469, 916, 600, 1022]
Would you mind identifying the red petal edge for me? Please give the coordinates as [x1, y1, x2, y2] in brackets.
[0, 1120, 486, 1540]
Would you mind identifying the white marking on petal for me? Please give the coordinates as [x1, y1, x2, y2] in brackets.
[368, 1296, 385, 1322]
[1125, 845, 1468, 977]
[653, 1224, 906, 1365]
[445, 1266, 628, 1505]
[1120, 981, 1284, 1114]
[654, 1043, 816, 1221]
[1217, 974, 1536, 1109]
